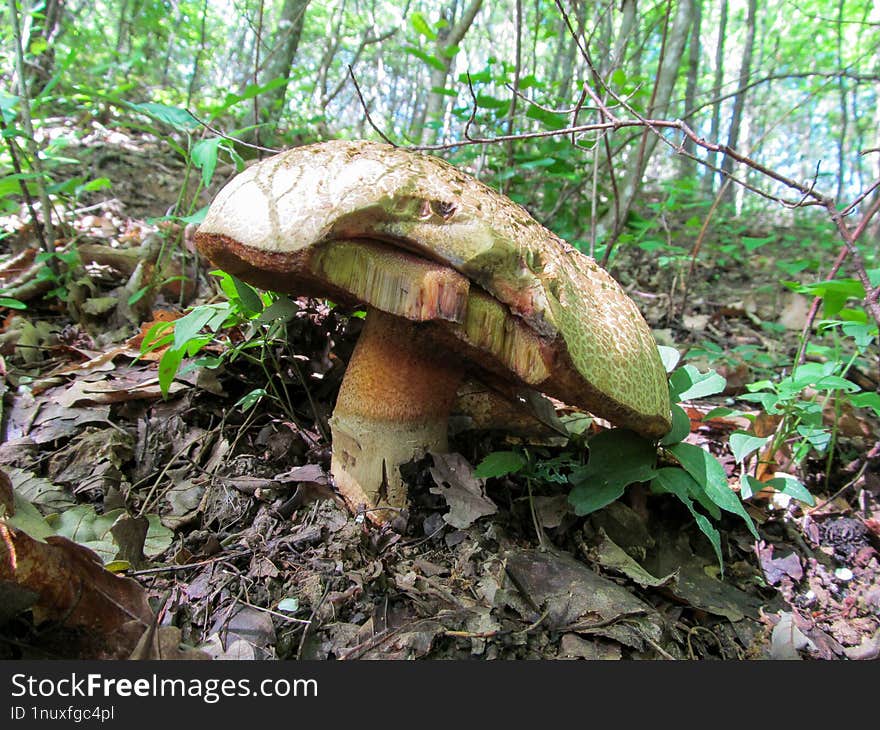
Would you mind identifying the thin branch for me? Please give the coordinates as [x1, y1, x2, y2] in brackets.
[186, 111, 280, 154]
[347, 65, 396, 146]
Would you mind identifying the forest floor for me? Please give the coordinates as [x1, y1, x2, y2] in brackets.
[1, 123, 879, 661]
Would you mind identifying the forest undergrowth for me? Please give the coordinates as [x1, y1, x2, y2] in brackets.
[1, 121, 878, 660]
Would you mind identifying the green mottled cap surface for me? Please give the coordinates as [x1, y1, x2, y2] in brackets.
[196, 139, 671, 438]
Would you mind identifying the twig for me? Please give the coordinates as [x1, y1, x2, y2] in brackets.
[186, 110, 280, 154]
[7, 0, 57, 273]
[807, 460, 868, 515]
[128, 549, 253, 575]
[234, 597, 311, 625]
[347, 65, 396, 146]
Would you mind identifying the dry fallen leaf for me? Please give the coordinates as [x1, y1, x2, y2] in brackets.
[0, 523, 153, 658]
[428, 452, 497, 529]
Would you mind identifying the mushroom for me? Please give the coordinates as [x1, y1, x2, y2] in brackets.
[195, 140, 671, 521]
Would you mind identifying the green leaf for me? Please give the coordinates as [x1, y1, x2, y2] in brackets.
[651, 468, 723, 571]
[143, 513, 174, 556]
[410, 12, 437, 40]
[127, 285, 150, 306]
[841, 321, 876, 350]
[0, 297, 27, 310]
[131, 102, 199, 131]
[568, 430, 658, 516]
[669, 365, 726, 402]
[518, 157, 557, 170]
[475, 94, 509, 110]
[235, 388, 267, 412]
[3, 490, 55, 542]
[741, 235, 775, 252]
[524, 105, 568, 130]
[49, 507, 173, 563]
[667, 442, 758, 539]
[473, 451, 526, 479]
[761, 475, 815, 506]
[29, 37, 48, 55]
[140, 321, 174, 355]
[729, 431, 770, 463]
[80, 177, 112, 192]
[404, 46, 446, 72]
[657, 345, 681, 373]
[850, 391, 880, 417]
[259, 296, 299, 324]
[179, 206, 209, 224]
[215, 77, 289, 112]
[191, 137, 221, 187]
[561, 412, 592, 436]
[230, 275, 264, 314]
[659, 403, 691, 446]
[703, 406, 750, 421]
[173, 306, 220, 350]
[158, 347, 184, 396]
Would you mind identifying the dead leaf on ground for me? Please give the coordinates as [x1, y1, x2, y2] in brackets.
[503, 548, 665, 653]
[130, 625, 212, 660]
[0, 524, 152, 658]
[756, 542, 804, 585]
[770, 611, 815, 659]
[4, 466, 76, 513]
[590, 529, 679, 588]
[4, 392, 112, 444]
[429, 452, 497, 529]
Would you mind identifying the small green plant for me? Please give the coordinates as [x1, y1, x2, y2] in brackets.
[729, 272, 880, 481]
[473, 350, 818, 574]
[140, 270, 301, 417]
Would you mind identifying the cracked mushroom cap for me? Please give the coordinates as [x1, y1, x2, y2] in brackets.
[195, 139, 672, 439]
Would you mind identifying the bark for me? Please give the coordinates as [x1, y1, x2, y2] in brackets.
[259, 0, 311, 115]
[555, 0, 586, 103]
[680, 0, 702, 174]
[720, 0, 757, 204]
[243, 0, 311, 141]
[603, 0, 694, 246]
[20, 0, 65, 95]
[610, 0, 638, 73]
[703, 0, 728, 194]
[835, 0, 848, 201]
[503, 0, 523, 188]
[412, 0, 484, 145]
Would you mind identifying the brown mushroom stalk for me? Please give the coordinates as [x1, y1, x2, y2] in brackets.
[330, 308, 463, 517]
[195, 140, 673, 523]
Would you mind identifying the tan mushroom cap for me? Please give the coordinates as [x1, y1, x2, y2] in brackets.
[195, 139, 671, 438]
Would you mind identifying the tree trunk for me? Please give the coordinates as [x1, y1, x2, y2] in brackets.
[21, 0, 65, 95]
[243, 0, 311, 141]
[720, 0, 757, 204]
[413, 0, 484, 145]
[602, 0, 694, 249]
[610, 0, 638, 73]
[835, 0, 848, 201]
[680, 0, 702, 175]
[259, 0, 311, 115]
[703, 0, 728, 194]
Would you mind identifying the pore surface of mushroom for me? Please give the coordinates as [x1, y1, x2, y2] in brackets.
[195, 140, 672, 520]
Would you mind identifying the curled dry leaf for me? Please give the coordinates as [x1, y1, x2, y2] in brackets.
[0, 523, 153, 657]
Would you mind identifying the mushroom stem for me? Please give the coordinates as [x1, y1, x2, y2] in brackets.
[329, 308, 463, 520]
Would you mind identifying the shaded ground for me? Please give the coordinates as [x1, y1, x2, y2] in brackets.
[1, 125, 878, 660]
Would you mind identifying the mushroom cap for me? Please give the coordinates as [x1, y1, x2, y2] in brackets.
[195, 140, 671, 438]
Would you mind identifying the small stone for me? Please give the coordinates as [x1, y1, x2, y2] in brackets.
[834, 567, 853, 582]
